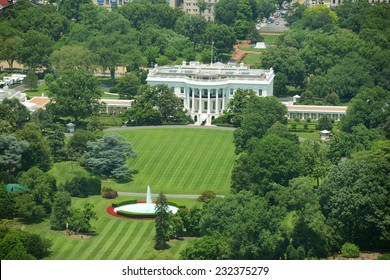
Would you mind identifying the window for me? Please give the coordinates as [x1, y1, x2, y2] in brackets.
[258, 89, 263, 95]
[204, 102, 208, 110]
[180, 87, 184, 94]
[230, 88, 234, 95]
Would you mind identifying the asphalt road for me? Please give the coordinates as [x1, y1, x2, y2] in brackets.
[259, 18, 290, 33]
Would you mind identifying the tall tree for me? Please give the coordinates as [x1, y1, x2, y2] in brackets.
[233, 96, 287, 153]
[155, 192, 170, 250]
[83, 133, 136, 181]
[320, 141, 390, 250]
[47, 70, 102, 124]
[175, 15, 207, 50]
[19, 30, 54, 69]
[49, 45, 98, 73]
[16, 125, 52, 172]
[0, 36, 23, 72]
[0, 135, 29, 173]
[50, 191, 72, 230]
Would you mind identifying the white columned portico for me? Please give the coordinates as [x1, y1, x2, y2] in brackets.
[216, 89, 219, 114]
[207, 89, 210, 114]
[198, 88, 203, 114]
[191, 88, 194, 113]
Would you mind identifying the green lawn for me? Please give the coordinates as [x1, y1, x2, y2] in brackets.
[263, 35, 279, 45]
[48, 161, 90, 185]
[242, 53, 263, 65]
[24, 195, 200, 260]
[295, 132, 321, 142]
[103, 128, 235, 195]
[24, 82, 49, 98]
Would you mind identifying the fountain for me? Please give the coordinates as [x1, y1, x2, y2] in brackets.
[113, 186, 179, 217]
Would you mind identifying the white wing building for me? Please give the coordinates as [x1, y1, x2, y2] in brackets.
[146, 61, 274, 125]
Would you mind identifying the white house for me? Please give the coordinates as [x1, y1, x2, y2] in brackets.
[146, 61, 275, 125]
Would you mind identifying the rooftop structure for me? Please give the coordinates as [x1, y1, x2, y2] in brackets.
[147, 62, 275, 125]
[286, 104, 347, 121]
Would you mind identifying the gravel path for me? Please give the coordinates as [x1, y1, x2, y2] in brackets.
[118, 191, 225, 199]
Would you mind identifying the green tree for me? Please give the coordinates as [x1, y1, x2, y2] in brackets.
[233, 96, 287, 153]
[14, 192, 45, 221]
[300, 141, 331, 187]
[203, 24, 236, 55]
[67, 129, 102, 157]
[0, 135, 29, 173]
[340, 87, 390, 134]
[19, 30, 54, 69]
[49, 45, 98, 73]
[320, 142, 390, 249]
[316, 115, 333, 131]
[18, 167, 57, 213]
[1, 98, 30, 129]
[48, 70, 102, 124]
[0, 36, 23, 72]
[155, 192, 170, 250]
[232, 134, 302, 193]
[24, 69, 38, 89]
[175, 15, 206, 50]
[180, 235, 230, 260]
[16, 124, 52, 172]
[227, 89, 258, 127]
[83, 133, 136, 181]
[67, 203, 97, 234]
[117, 72, 141, 99]
[50, 191, 72, 230]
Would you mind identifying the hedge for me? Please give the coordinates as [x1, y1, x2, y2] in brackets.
[112, 199, 138, 208]
[116, 210, 156, 219]
[167, 200, 186, 209]
[113, 200, 186, 219]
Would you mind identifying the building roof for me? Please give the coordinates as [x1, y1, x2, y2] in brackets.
[28, 97, 50, 109]
[148, 62, 274, 82]
[99, 99, 132, 107]
[287, 105, 347, 113]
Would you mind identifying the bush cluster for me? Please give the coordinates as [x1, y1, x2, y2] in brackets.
[62, 177, 101, 198]
[341, 243, 360, 258]
[101, 186, 118, 199]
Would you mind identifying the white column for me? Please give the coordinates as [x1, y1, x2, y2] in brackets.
[216, 89, 219, 114]
[207, 89, 210, 114]
[199, 88, 202, 114]
[222, 89, 226, 110]
[185, 87, 189, 111]
[191, 88, 194, 113]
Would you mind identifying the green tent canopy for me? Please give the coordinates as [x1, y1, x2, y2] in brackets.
[6, 184, 29, 192]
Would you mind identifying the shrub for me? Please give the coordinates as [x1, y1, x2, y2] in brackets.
[197, 190, 216, 202]
[377, 254, 390, 260]
[167, 200, 186, 209]
[101, 186, 118, 199]
[341, 243, 360, 258]
[291, 123, 297, 129]
[63, 176, 101, 198]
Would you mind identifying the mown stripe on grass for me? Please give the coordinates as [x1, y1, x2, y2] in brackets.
[122, 221, 154, 259]
[109, 221, 143, 260]
[84, 219, 120, 259]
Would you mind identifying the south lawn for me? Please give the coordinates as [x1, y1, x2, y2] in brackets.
[25, 195, 200, 260]
[102, 128, 236, 195]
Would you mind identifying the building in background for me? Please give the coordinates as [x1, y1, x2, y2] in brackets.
[147, 61, 274, 125]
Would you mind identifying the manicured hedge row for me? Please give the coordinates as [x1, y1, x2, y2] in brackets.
[116, 210, 156, 219]
[112, 199, 138, 207]
[167, 200, 186, 209]
[113, 200, 186, 219]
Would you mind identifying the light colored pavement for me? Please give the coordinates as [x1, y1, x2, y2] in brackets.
[118, 191, 225, 199]
[104, 125, 236, 131]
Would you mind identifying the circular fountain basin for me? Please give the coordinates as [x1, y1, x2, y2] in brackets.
[114, 203, 179, 214]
